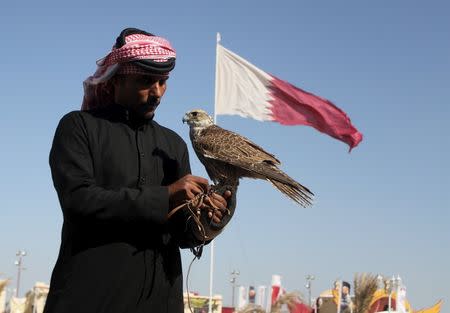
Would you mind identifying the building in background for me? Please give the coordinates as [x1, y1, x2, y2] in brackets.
[1, 281, 49, 313]
[183, 292, 223, 313]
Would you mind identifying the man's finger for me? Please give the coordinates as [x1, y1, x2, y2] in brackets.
[209, 193, 227, 208]
[187, 185, 203, 199]
[186, 175, 209, 190]
[213, 210, 223, 219]
[204, 196, 224, 210]
[211, 210, 222, 223]
[187, 190, 196, 199]
[223, 190, 232, 199]
[191, 184, 204, 194]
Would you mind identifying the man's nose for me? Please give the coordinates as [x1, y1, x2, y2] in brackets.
[149, 81, 164, 97]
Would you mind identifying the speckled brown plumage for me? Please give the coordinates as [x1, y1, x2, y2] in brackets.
[183, 109, 313, 207]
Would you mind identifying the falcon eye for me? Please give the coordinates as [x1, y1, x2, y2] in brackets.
[192, 112, 198, 117]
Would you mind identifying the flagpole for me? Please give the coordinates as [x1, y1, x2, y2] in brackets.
[208, 32, 221, 313]
[214, 32, 221, 124]
[336, 280, 342, 313]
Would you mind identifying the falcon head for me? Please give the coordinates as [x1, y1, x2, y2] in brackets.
[182, 109, 214, 128]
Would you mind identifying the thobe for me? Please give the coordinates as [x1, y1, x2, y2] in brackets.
[44, 103, 193, 313]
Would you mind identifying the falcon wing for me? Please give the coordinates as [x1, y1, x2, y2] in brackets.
[195, 125, 292, 184]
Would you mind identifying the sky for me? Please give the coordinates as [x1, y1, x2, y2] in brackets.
[0, 0, 449, 310]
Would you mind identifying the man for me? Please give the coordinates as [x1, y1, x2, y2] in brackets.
[44, 28, 230, 313]
[340, 281, 353, 313]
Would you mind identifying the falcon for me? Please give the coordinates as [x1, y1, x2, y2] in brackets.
[182, 109, 313, 207]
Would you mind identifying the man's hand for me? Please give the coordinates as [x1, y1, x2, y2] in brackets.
[168, 175, 232, 223]
[168, 174, 209, 209]
[202, 190, 232, 223]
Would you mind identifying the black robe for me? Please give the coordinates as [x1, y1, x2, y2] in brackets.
[44, 103, 193, 313]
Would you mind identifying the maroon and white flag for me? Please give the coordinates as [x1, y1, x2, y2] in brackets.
[215, 44, 363, 151]
[270, 274, 282, 305]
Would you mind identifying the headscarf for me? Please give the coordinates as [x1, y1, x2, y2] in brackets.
[81, 28, 176, 110]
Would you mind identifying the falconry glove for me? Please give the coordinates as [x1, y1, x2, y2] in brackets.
[168, 187, 237, 258]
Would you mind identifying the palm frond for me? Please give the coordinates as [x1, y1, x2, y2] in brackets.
[0, 279, 9, 293]
[353, 273, 379, 313]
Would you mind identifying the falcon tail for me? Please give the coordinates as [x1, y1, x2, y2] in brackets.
[267, 172, 314, 208]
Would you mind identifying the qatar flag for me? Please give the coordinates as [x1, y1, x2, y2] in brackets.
[215, 44, 363, 151]
[271, 275, 282, 305]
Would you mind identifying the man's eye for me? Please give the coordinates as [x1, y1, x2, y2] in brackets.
[138, 77, 167, 85]
[140, 77, 154, 85]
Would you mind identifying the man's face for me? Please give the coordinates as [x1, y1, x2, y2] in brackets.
[113, 74, 168, 119]
[342, 286, 350, 295]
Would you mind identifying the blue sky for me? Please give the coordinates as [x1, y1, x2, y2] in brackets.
[0, 0, 449, 309]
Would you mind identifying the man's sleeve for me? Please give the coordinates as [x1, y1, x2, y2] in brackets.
[50, 112, 169, 225]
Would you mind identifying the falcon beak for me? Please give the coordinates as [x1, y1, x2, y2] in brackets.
[182, 114, 189, 124]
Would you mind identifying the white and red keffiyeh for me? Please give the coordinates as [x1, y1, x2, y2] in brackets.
[82, 33, 176, 110]
[104, 34, 176, 66]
